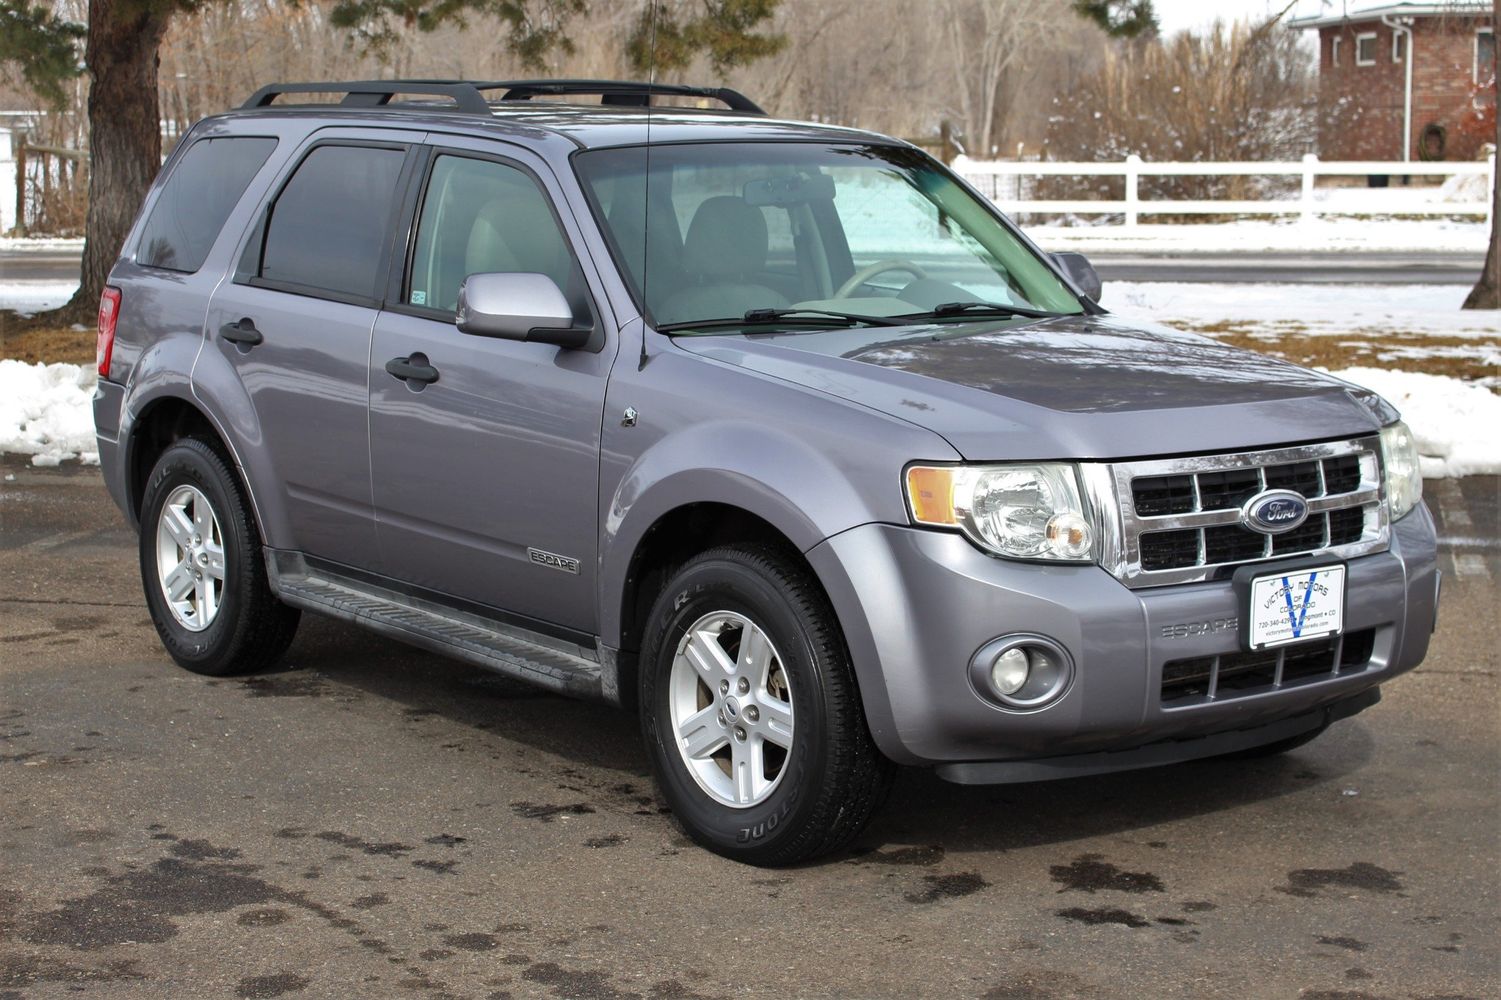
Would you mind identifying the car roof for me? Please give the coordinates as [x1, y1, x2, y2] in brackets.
[219, 79, 910, 152]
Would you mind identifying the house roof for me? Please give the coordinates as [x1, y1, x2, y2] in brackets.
[1288, 2, 1492, 29]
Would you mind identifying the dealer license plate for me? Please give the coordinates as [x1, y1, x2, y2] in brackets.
[1247, 565, 1346, 650]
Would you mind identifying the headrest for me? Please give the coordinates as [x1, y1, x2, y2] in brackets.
[682, 196, 768, 279]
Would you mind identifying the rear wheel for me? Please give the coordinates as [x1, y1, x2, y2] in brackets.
[139, 437, 298, 676]
[639, 546, 893, 866]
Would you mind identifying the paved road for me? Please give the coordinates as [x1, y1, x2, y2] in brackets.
[2, 246, 1487, 286]
[1089, 251, 1486, 286]
[1, 459, 1497, 999]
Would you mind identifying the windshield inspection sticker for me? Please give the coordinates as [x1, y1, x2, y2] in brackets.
[1248, 565, 1346, 650]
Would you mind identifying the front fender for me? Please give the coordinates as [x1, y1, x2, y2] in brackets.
[597, 346, 960, 650]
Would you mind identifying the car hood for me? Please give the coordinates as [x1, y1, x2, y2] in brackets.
[669, 314, 1397, 461]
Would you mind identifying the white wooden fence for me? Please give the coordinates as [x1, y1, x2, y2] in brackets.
[952, 153, 1495, 226]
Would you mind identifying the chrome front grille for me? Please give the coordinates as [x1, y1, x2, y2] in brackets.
[1083, 437, 1390, 588]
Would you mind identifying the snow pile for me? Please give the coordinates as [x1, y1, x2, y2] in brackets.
[1328, 367, 1501, 478]
[1102, 281, 1501, 339]
[0, 282, 80, 316]
[0, 360, 99, 466]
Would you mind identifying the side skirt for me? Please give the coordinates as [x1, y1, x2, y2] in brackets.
[265, 549, 606, 701]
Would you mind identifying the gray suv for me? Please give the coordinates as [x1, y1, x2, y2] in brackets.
[94, 80, 1439, 865]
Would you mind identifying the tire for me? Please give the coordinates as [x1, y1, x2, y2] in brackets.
[639, 545, 894, 866]
[1220, 724, 1328, 760]
[138, 437, 299, 676]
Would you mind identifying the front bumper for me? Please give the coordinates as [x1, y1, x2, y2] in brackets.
[806, 504, 1438, 770]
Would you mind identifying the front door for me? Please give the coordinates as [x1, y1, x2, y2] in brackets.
[368, 147, 614, 633]
[209, 133, 418, 571]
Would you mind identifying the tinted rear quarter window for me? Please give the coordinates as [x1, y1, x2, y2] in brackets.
[136, 136, 277, 273]
[259, 144, 406, 301]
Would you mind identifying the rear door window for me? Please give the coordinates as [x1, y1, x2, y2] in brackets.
[136, 136, 277, 273]
[257, 143, 407, 301]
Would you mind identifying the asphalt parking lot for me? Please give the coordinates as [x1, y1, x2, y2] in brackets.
[2, 458, 1497, 1000]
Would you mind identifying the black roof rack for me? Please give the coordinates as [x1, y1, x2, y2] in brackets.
[492, 80, 764, 114]
[240, 79, 765, 116]
[241, 81, 494, 115]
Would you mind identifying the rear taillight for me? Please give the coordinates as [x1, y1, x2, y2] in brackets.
[97, 286, 122, 379]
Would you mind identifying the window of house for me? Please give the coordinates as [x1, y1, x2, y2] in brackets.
[1355, 32, 1378, 66]
[258, 144, 406, 301]
[1392, 31, 1405, 63]
[1331, 35, 1342, 66]
[1477, 29, 1496, 86]
[136, 137, 277, 273]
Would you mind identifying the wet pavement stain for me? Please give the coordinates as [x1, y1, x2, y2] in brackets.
[903, 872, 988, 904]
[20, 855, 281, 947]
[235, 972, 309, 998]
[412, 859, 459, 875]
[510, 801, 596, 822]
[312, 831, 414, 857]
[1180, 900, 1217, 912]
[1318, 935, 1370, 951]
[241, 674, 331, 698]
[419, 949, 454, 962]
[424, 834, 466, 846]
[1278, 862, 1405, 898]
[585, 834, 627, 848]
[522, 962, 639, 999]
[350, 893, 390, 910]
[847, 845, 945, 867]
[1056, 907, 1151, 929]
[0, 954, 146, 991]
[1050, 854, 1165, 894]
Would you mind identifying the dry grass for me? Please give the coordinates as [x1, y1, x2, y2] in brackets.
[1166, 320, 1501, 387]
[0, 314, 95, 366]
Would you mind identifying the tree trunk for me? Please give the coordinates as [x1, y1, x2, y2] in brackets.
[1463, 0, 1501, 310]
[55, 0, 170, 323]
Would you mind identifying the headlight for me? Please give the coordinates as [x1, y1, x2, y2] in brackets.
[1380, 421, 1422, 520]
[905, 463, 1093, 561]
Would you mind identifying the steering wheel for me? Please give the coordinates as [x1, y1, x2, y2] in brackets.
[833, 258, 928, 299]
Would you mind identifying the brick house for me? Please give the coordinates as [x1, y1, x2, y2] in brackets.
[1289, 2, 1496, 162]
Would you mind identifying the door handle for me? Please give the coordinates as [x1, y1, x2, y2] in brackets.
[220, 318, 263, 347]
[385, 355, 440, 386]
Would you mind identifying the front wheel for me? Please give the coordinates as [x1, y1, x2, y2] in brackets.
[139, 437, 299, 676]
[639, 546, 893, 866]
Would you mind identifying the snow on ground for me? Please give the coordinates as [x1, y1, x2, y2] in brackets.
[1033, 219, 1489, 254]
[1102, 281, 1501, 340]
[0, 360, 100, 466]
[1326, 368, 1501, 478]
[0, 281, 82, 316]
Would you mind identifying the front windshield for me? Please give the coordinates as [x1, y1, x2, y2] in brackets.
[574, 142, 1083, 330]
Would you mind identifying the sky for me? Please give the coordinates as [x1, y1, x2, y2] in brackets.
[1151, 0, 1342, 35]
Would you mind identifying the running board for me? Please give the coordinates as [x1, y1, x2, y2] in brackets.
[266, 551, 603, 700]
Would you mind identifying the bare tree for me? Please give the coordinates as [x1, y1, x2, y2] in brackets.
[939, 0, 1057, 157]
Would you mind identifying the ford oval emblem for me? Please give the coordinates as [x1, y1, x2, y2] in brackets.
[1242, 489, 1310, 535]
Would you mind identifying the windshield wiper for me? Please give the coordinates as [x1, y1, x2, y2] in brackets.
[657, 307, 907, 333]
[903, 300, 1066, 322]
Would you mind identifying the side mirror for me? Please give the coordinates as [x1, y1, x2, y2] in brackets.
[1051, 252, 1103, 303]
[455, 272, 589, 349]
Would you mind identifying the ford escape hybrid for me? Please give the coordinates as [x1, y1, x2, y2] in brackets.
[94, 80, 1439, 865]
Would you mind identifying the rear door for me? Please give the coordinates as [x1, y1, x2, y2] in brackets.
[208, 130, 422, 571]
[367, 142, 615, 633]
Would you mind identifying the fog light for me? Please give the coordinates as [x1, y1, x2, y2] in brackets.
[990, 647, 1031, 695]
[969, 634, 1075, 711]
